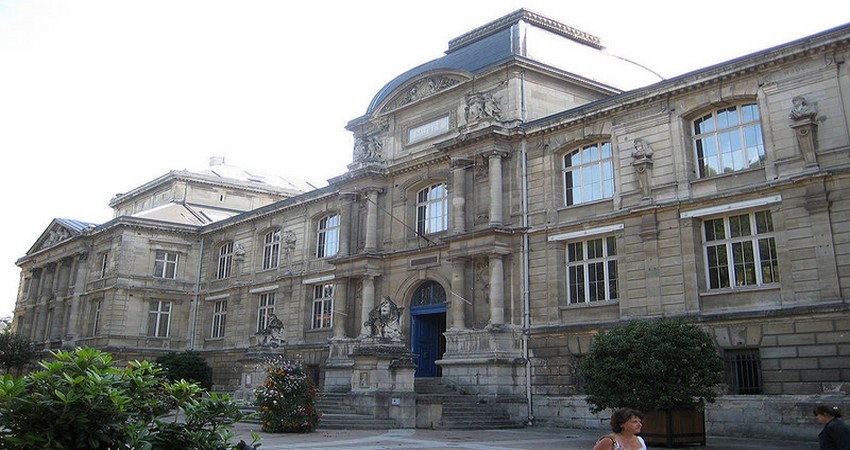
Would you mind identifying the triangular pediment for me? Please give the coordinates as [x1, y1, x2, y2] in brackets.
[28, 218, 96, 255]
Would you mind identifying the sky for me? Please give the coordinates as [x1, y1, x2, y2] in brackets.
[0, 0, 848, 318]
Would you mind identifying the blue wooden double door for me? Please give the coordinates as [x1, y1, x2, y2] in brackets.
[409, 281, 447, 378]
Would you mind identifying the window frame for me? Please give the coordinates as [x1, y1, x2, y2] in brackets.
[562, 140, 614, 207]
[311, 283, 334, 329]
[217, 242, 233, 279]
[262, 230, 281, 270]
[565, 235, 619, 304]
[91, 298, 102, 336]
[416, 182, 448, 236]
[98, 252, 108, 279]
[147, 300, 171, 338]
[211, 300, 227, 338]
[153, 250, 179, 279]
[692, 102, 765, 178]
[701, 209, 779, 290]
[257, 292, 276, 333]
[316, 214, 340, 259]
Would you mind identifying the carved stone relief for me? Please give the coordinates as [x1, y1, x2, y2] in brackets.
[390, 76, 462, 110]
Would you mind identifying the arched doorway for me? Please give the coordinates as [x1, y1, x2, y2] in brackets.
[409, 281, 447, 378]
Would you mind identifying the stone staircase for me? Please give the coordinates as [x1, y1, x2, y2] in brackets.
[316, 393, 398, 430]
[414, 378, 524, 430]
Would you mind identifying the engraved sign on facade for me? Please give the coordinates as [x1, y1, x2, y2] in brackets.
[408, 116, 450, 144]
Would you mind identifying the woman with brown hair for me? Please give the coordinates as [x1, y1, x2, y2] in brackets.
[593, 408, 647, 450]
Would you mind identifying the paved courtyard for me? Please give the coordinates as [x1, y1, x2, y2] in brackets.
[231, 423, 817, 450]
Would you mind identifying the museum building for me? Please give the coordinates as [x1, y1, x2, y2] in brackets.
[12, 9, 850, 439]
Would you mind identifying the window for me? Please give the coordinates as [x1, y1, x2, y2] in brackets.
[257, 293, 276, 333]
[217, 242, 233, 279]
[416, 183, 448, 235]
[147, 300, 171, 337]
[703, 210, 779, 289]
[312, 284, 334, 329]
[153, 251, 178, 279]
[316, 214, 340, 258]
[98, 252, 108, 279]
[566, 236, 619, 304]
[725, 349, 762, 394]
[693, 103, 765, 178]
[563, 141, 614, 206]
[262, 230, 281, 270]
[211, 300, 227, 338]
[91, 299, 102, 336]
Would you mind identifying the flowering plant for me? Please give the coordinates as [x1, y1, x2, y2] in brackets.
[253, 357, 320, 433]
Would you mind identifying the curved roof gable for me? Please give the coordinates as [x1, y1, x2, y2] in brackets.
[358, 9, 662, 120]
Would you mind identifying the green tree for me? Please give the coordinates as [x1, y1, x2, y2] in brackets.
[579, 318, 725, 413]
[0, 331, 36, 376]
[156, 350, 213, 389]
[254, 357, 320, 433]
[0, 347, 258, 450]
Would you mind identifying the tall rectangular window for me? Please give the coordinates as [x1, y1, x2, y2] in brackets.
[99, 252, 109, 279]
[211, 300, 227, 338]
[91, 299, 102, 336]
[312, 284, 334, 329]
[257, 293, 276, 333]
[703, 210, 778, 289]
[567, 236, 618, 304]
[147, 300, 171, 337]
[217, 242, 233, 279]
[317, 214, 340, 258]
[263, 230, 281, 270]
[153, 251, 178, 279]
[416, 183, 448, 235]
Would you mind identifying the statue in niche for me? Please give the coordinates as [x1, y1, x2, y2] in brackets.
[790, 96, 817, 121]
[364, 296, 404, 340]
[233, 243, 246, 261]
[256, 312, 284, 347]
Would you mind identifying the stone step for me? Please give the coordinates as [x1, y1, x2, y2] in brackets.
[319, 413, 397, 430]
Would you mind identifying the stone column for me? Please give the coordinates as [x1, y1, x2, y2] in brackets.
[333, 277, 348, 338]
[359, 275, 376, 337]
[488, 152, 504, 226]
[337, 193, 354, 257]
[364, 189, 379, 252]
[451, 158, 469, 234]
[450, 259, 466, 329]
[488, 255, 505, 326]
[63, 253, 89, 346]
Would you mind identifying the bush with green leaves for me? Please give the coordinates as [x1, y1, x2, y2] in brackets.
[254, 357, 320, 433]
[0, 331, 36, 376]
[0, 347, 259, 450]
[579, 318, 725, 413]
[156, 350, 213, 390]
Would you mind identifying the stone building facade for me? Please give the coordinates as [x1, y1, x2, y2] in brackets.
[12, 9, 850, 439]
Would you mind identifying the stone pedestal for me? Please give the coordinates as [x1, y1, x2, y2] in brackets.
[349, 340, 417, 427]
[234, 350, 286, 402]
[322, 338, 357, 393]
[438, 325, 526, 396]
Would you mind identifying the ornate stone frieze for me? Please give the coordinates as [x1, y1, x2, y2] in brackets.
[390, 76, 462, 110]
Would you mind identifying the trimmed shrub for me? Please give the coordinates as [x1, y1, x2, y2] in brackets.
[156, 350, 213, 389]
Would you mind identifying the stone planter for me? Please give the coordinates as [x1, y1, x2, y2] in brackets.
[640, 409, 706, 447]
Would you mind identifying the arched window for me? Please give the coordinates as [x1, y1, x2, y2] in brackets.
[316, 214, 340, 258]
[563, 141, 614, 206]
[411, 281, 446, 307]
[693, 102, 764, 178]
[262, 229, 280, 270]
[416, 183, 448, 235]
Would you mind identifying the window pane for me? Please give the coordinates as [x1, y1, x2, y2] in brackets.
[704, 218, 725, 241]
[758, 237, 780, 283]
[568, 265, 584, 303]
[729, 214, 751, 238]
[707, 245, 729, 289]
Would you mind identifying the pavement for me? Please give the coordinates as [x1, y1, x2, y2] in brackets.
[230, 422, 817, 450]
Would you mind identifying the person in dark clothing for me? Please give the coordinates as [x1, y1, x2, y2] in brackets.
[814, 404, 850, 450]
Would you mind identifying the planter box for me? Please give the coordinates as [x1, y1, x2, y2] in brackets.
[641, 409, 706, 447]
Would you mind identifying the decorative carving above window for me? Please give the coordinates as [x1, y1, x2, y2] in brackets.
[389, 76, 463, 110]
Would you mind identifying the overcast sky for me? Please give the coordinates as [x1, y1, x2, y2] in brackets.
[1, 0, 848, 318]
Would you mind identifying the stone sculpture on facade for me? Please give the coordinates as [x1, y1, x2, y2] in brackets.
[256, 313, 284, 347]
[465, 92, 502, 123]
[631, 138, 654, 200]
[789, 96, 819, 168]
[364, 296, 404, 340]
[41, 227, 71, 249]
[353, 135, 383, 162]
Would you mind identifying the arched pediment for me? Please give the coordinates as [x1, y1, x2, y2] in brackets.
[375, 70, 472, 115]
